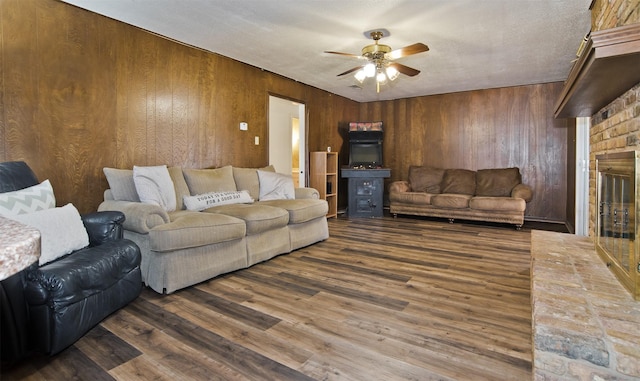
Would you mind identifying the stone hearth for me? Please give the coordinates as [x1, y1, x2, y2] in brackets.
[531, 230, 640, 380]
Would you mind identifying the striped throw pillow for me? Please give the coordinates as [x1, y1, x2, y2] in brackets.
[0, 179, 56, 217]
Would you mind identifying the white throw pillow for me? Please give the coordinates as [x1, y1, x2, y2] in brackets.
[133, 165, 177, 212]
[183, 190, 254, 211]
[257, 170, 295, 201]
[10, 203, 89, 266]
[0, 180, 56, 217]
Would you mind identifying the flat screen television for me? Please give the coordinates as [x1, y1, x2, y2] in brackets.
[349, 141, 383, 167]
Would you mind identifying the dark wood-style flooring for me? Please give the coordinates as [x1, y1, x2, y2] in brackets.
[5, 216, 534, 380]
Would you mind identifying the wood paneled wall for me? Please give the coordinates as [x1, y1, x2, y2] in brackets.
[1, 0, 569, 222]
[358, 83, 570, 222]
[0, 0, 358, 213]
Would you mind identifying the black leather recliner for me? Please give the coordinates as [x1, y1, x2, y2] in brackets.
[0, 161, 142, 357]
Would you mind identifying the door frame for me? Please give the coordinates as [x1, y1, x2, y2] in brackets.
[268, 94, 307, 186]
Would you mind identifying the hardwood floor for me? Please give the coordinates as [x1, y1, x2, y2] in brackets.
[5, 216, 533, 380]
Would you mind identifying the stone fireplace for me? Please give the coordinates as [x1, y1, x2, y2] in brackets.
[595, 151, 640, 300]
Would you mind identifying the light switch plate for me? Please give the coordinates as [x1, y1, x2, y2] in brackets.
[254, 136, 259, 145]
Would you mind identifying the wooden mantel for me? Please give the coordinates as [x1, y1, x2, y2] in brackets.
[554, 23, 640, 118]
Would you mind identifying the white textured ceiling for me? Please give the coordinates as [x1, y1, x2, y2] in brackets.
[61, 0, 592, 102]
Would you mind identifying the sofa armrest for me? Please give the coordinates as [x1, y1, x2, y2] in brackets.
[295, 187, 319, 199]
[98, 200, 170, 234]
[512, 184, 533, 202]
[390, 181, 411, 194]
[81, 211, 125, 246]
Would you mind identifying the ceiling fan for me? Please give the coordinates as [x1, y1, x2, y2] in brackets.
[325, 30, 429, 93]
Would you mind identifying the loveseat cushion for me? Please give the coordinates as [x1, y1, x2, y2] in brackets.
[389, 191, 434, 205]
[441, 169, 476, 195]
[475, 168, 521, 197]
[183, 165, 237, 195]
[431, 194, 472, 209]
[409, 166, 445, 193]
[204, 203, 288, 235]
[258, 199, 328, 224]
[232, 165, 275, 201]
[469, 196, 526, 212]
[149, 211, 245, 252]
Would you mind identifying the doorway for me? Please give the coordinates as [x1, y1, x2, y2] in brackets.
[268, 95, 307, 187]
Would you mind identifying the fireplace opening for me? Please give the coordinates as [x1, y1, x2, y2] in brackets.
[595, 151, 640, 300]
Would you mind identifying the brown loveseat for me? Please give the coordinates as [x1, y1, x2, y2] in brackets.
[389, 166, 533, 229]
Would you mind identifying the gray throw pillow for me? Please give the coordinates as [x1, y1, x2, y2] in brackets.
[103, 168, 140, 202]
[183, 165, 237, 195]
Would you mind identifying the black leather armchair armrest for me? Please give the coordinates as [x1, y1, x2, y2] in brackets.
[24, 240, 141, 306]
[81, 211, 126, 246]
[23, 240, 142, 354]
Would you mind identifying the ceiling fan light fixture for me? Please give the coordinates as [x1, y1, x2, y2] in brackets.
[386, 66, 399, 81]
[330, 30, 429, 93]
[363, 63, 376, 78]
[354, 69, 366, 83]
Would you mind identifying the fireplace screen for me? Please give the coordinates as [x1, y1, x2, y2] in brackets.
[595, 151, 640, 300]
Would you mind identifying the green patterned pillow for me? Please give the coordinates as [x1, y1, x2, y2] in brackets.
[0, 180, 56, 216]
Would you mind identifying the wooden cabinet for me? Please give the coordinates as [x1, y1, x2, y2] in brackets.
[310, 151, 338, 218]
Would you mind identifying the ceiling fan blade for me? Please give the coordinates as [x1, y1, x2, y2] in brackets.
[324, 51, 362, 59]
[389, 62, 420, 77]
[385, 43, 429, 60]
[337, 66, 364, 76]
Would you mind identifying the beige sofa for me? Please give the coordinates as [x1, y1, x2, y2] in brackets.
[389, 166, 533, 229]
[98, 165, 329, 294]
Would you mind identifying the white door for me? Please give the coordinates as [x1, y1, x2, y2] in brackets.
[268, 96, 306, 187]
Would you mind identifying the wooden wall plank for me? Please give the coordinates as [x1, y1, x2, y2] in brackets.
[1, 0, 39, 170]
[358, 83, 569, 222]
[0, 0, 359, 212]
[0, 0, 568, 222]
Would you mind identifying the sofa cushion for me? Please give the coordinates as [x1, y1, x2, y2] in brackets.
[232, 165, 275, 201]
[205, 203, 289, 235]
[475, 168, 521, 197]
[431, 194, 472, 209]
[441, 169, 476, 195]
[183, 165, 237, 195]
[258, 199, 328, 224]
[258, 170, 295, 201]
[469, 196, 526, 212]
[103, 168, 140, 202]
[168, 166, 190, 211]
[389, 191, 434, 205]
[133, 165, 177, 212]
[408, 166, 445, 193]
[150, 211, 245, 252]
